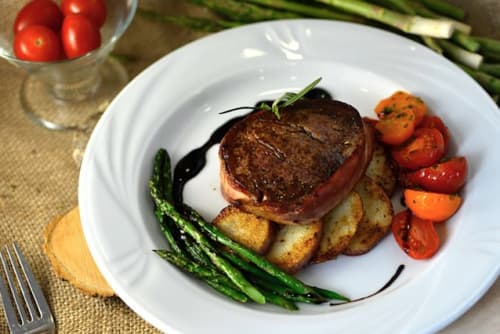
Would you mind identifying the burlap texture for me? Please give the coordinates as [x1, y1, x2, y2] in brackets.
[0, 0, 498, 333]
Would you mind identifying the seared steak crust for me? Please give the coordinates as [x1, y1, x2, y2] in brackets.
[220, 99, 372, 224]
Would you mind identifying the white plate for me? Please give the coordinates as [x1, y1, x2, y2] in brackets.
[79, 20, 500, 334]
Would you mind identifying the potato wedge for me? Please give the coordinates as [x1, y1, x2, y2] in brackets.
[212, 205, 275, 254]
[311, 191, 363, 263]
[265, 220, 322, 273]
[365, 139, 397, 196]
[343, 175, 394, 255]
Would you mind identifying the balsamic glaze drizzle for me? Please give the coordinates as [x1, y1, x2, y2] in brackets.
[330, 264, 406, 306]
[172, 115, 245, 205]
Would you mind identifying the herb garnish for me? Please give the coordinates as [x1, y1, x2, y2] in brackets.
[261, 77, 322, 119]
[219, 77, 322, 118]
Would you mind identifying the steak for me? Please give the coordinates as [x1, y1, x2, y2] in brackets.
[219, 99, 373, 225]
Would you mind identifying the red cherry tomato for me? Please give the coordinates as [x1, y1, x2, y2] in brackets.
[61, 0, 107, 28]
[391, 128, 445, 170]
[14, 25, 62, 62]
[418, 115, 451, 153]
[391, 210, 440, 260]
[400, 157, 468, 193]
[13, 0, 63, 34]
[61, 14, 101, 59]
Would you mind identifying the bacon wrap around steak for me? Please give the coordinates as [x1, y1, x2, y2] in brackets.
[219, 99, 373, 225]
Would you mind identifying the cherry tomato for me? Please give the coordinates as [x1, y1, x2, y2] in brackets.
[14, 25, 62, 62]
[391, 128, 445, 170]
[375, 91, 427, 126]
[61, 0, 107, 28]
[404, 189, 462, 222]
[400, 157, 468, 193]
[375, 110, 416, 146]
[392, 210, 440, 259]
[61, 14, 101, 59]
[13, 0, 63, 34]
[418, 115, 451, 153]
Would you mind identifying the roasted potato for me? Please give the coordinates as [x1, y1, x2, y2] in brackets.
[365, 140, 397, 196]
[266, 220, 323, 273]
[311, 191, 364, 263]
[212, 206, 275, 254]
[343, 175, 394, 255]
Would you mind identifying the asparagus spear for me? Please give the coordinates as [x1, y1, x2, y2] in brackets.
[160, 148, 174, 203]
[405, 0, 477, 52]
[452, 31, 481, 53]
[373, 0, 444, 53]
[473, 37, 500, 54]
[150, 182, 266, 304]
[482, 51, 500, 63]
[421, 36, 442, 53]
[314, 0, 454, 38]
[188, 0, 299, 22]
[381, 0, 416, 15]
[138, 8, 240, 32]
[222, 248, 349, 301]
[181, 234, 213, 267]
[437, 39, 483, 69]
[223, 251, 327, 304]
[151, 149, 185, 255]
[459, 64, 500, 95]
[400, 0, 481, 53]
[249, 276, 326, 304]
[419, 0, 465, 21]
[245, 0, 365, 22]
[479, 64, 500, 77]
[155, 250, 230, 284]
[403, 1, 471, 33]
[155, 250, 249, 303]
[259, 289, 299, 310]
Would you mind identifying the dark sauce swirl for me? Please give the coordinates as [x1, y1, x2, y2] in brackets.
[330, 264, 405, 306]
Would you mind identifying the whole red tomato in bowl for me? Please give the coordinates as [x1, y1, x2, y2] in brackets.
[61, 0, 107, 28]
[13, 25, 62, 62]
[61, 14, 101, 59]
[13, 0, 63, 34]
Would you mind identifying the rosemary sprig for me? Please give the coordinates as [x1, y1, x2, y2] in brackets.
[219, 78, 322, 117]
[258, 77, 322, 119]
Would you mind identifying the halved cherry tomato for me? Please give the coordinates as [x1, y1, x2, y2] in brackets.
[61, 0, 107, 28]
[418, 115, 451, 153]
[392, 210, 440, 259]
[404, 189, 462, 222]
[375, 91, 427, 126]
[400, 157, 468, 193]
[13, 25, 62, 62]
[375, 110, 416, 146]
[13, 0, 63, 34]
[392, 128, 445, 170]
[61, 14, 101, 59]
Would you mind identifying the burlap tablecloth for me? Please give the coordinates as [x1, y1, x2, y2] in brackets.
[0, 0, 498, 333]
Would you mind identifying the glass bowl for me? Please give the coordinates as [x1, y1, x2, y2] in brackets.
[0, 0, 138, 131]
